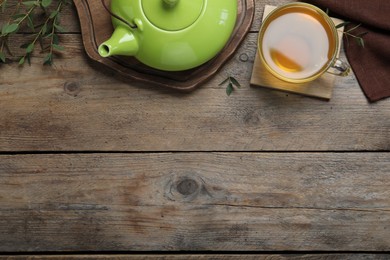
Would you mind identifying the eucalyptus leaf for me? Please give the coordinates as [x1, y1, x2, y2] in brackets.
[52, 34, 59, 45]
[229, 77, 241, 88]
[12, 14, 25, 19]
[336, 21, 350, 29]
[52, 44, 64, 51]
[346, 23, 362, 33]
[0, 52, 6, 63]
[43, 53, 52, 65]
[26, 43, 34, 54]
[54, 23, 65, 32]
[226, 83, 234, 96]
[357, 32, 369, 37]
[1, 0, 7, 13]
[1, 23, 8, 35]
[3, 41, 12, 56]
[22, 1, 38, 8]
[19, 56, 25, 65]
[356, 37, 365, 47]
[219, 77, 230, 86]
[49, 10, 58, 19]
[41, 23, 48, 35]
[27, 14, 35, 31]
[4, 23, 19, 34]
[41, 0, 52, 8]
[27, 54, 31, 65]
[43, 33, 53, 38]
[39, 38, 44, 49]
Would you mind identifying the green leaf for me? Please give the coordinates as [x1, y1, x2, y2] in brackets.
[1, 23, 8, 35]
[336, 21, 350, 29]
[43, 33, 53, 38]
[27, 14, 35, 31]
[357, 32, 369, 37]
[229, 77, 241, 88]
[52, 44, 64, 51]
[52, 34, 59, 45]
[219, 77, 230, 86]
[356, 37, 365, 48]
[26, 43, 34, 53]
[43, 53, 52, 65]
[19, 56, 25, 65]
[49, 10, 58, 19]
[54, 23, 65, 32]
[3, 23, 19, 34]
[41, 23, 48, 35]
[12, 13, 25, 20]
[346, 23, 362, 33]
[22, 1, 38, 8]
[0, 52, 6, 63]
[226, 83, 233, 96]
[41, 0, 52, 8]
[3, 41, 12, 56]
[1, 0, 8, 13]
[27, 54, 31, 65]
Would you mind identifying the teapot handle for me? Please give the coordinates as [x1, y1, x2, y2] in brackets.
[101, 0, 137, 29]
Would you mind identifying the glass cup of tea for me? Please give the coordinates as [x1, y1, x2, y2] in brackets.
[258, 2, 350, 83]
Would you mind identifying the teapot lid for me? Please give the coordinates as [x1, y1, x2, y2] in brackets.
[141, 0, 205, 31]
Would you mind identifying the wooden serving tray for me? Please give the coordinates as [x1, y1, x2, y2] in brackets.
[74, 0, 254, 91]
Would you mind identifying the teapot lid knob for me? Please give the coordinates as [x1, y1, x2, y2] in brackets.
[163, 0, 179, 7]
[142, 0, 204, 31]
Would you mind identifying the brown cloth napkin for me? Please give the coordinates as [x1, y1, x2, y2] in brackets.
[302, 0, 390, 102]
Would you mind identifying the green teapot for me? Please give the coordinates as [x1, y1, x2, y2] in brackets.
[98, 0, 237, 71]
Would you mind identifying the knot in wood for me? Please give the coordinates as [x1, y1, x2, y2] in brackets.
[165, 174, 209, 202]
[176, 178, 199, 196]
[239, 53, 249, 62]
[64, 81, 81, 96]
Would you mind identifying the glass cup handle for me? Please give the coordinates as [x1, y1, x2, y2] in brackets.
[327, 58, 351, 76]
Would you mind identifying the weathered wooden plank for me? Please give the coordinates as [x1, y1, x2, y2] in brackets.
[1, 34, 389, 151]
[1, 255, 390, 260]
[0, 153, 389, 251]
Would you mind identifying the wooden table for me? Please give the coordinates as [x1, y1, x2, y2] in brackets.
[1, 0, 389, 259]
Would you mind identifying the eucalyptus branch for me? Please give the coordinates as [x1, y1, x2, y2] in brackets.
[219, 76, 241, 96]
[336, 22, 367, 48]
[19, 11, 52, 65]
[0, 0, 7, 9]
[42, 1, 65, 65]
[0, 2, 20, 62]
[0, 0, 69, 65]
[15, 3, 38, 28]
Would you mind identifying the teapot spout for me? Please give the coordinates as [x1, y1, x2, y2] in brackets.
[98, 26, 139, 58]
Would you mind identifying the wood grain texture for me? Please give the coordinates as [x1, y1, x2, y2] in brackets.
[0, 153, 389, 251]
[0, 34, 389, 151]
[0, 0, 390, 254]
[2, 255, 390, 260]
